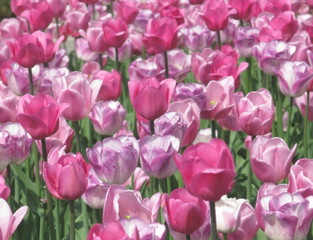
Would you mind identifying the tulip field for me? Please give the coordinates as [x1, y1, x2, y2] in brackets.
[2, 0, 313, 239]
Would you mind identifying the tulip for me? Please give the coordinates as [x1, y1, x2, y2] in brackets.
[17, 94, 66, 140]
[102, 185, 161, 224]
[163, 188, 207, 234]
[107, 38, 132, 63]
[35, 117, 74, 156]
[87, 222, 130, 240]
[128, 56, 162, 82]
[0, 18, 22, 40]
[295, 92, 313, 121]
[128, 77, 176, 121]
[255, 182, 313, 240]
[122, 167, 149, 191]
[88, 100, 126, 136]
[10, 0, 32, 16]
[287, 158, 313, 198]
[139, 134, 180, 179]
[116, 0, 139, 24]
[46, 0, 67, 18]
[38, 67, 69, 96]
[191, 46, 248, 89]
[0, 175, 10, 200]
[53, 71, 101, 121]
[250, 135, 297, 183]
[228, 0, 259, 20]
[234, 26, 259, 58]
[201, 76, 235, 120]
[174, 138, 236, 202]
[80, 20, 109, 53]
[82, 167, 109, 209]
[160, 5, 184, 26]
[0, 87, 19, 123]
[235, 88, 275, 136]
[43, 148, 89, 200]
[0, 198, 28, 240]
[48, 49, 69, 69]
[75, 38, 98, 62]
[252, 41, 296, 75]
[142, 16, 178, 55]
[200, 0, 236, 31]
[102, 17, 128, 49]
[275, 61, 313, 97]
[20, 2, 54, 31]
[259, 0, 291, 13]
[86, 136, 139, 184]
[0, 122, 33, 171]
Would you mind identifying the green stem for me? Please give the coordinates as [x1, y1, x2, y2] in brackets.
[14, 173, 20, 203]
[56, 18, 60, 38]
[246, 57, 253, 93]
[131, 174, 134, 190]
[150, 177, 155, 196]
[186, 234, 191, 240]
[164, 51, 169, 79]
[99, 53, 103, 69]
[70, 200, 75, 240]
[274, 76, 283, 138]
[210, 201, 218, 240]
[115, 47, 120, 72]
[223, 233, 228, 240]
[247, 135, 255, 203]
[304, 91, 310, 158]
[167, 176, 171, 195]
[150, 120, 154, 135]
[211, 120, 216, 138]
[54, 199, 61, 240]
[28, 67, 34, 95]
[286, 97, 293, 146]
[39, 213, 45, 240]
[92, 4, 96, 20]
[217, 31, 222, 50]
[72, 121, 82, 153]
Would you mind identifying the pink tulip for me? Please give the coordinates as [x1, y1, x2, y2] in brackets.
[88, 100, 126, 136]
[0, 175, 10, 200]
[102, 17, 128, 48]
[200, 0, 236, 31]
[43, 147, 89, 200]
[10, 0, 32, 16]
[236, 88, 275, 136]
[155, 99, 201, 147]
[38, 67, 69, 96]
[0, 122, 33, 171]
[234, 26, 260, 58]
[128, 77, 176, 121]
[35, 117, 74, 156]
[191, 46, 248, 89]
[107, 38, 132, 62]
[0, 198, 28, 240]
[163, 188, 207, 234]
[86, 136, 139, 184]
[17, 94, 66, 140]
[295, 92, 313, 121]
[46, 0, 67, 18]
[82, 167, 109, 209]
[215, 195, 247, 234]
[250, 135, 297, 183]
[53, 71, 101, 121]
[0, 18, 23, 40]
[259, 0, 291, 13]
[122, 167, 149, 191]
[48, 49, 69, 69]
[276, 61, 313, 97]
[252, 41, 296, 75]
[0, 87, 19, 123]
[160, 5, 184, 26]
[128, 56, 162, 82]
[116, 0, 139, 24]
[255, 182, 313, 240]
[142, 16, 178, 55]
[201, 76, 235, 120]
[87, 222, 131, 240]
[227, 202, 259, 240]
[139, 134, 180, 179]
[102, 185, 161, 224]
[20, 2, 54, 31]
[174, 139, 236, 202]
[288, 158, 313, 198]
[228, 0, 259, 20]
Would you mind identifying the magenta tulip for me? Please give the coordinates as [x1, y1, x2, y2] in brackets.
[102, 17, 128, 48]
[174, 138, 236, 202]
[87, 222, 130, 240]
[163, 188, 207, 234]
[116, 0, 139, 24]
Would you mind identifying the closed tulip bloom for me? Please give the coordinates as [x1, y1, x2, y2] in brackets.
[102, 185, 162, 224]
[46, 0, 67, 18]
[0, 87, 19, 123]
[255, 182, 313, 240]
[227, 202, 259, 240]
[215, 195, 247, 234]
[128, 56, 161, 82]
[82, 167, 109, 209]
[201, 76, 235, 120]
[92, 69, 122, 101]
[139, 134, 180, 179]
[88, 100, 126, 136]
[20, 2, 54, 31]
[0, 18, 22, 40]
[288, 158, 313, 198]
[0, 122, 33, 171]
[236, 88, 275, 136]
[17, 94, 67, 140]
[128, 77, 176, 121]
[250, 135, 297, 183]
[0, 198, 28, 240]
[234, 26, 260, 58]
[87, 222, 130, 240]
[86, 136, 139, 184]
[43, 148, 89, 200]
[228, 0, 259, 20]
[252, 41, 296, 75]
[80, 20, 109, 53]
[142, 16, 178, 55]
[200, 0, 236, 31]
[116, 0, 139, 25]
[276, 61, 313, 97]
[53, 71, 101, 121]
[163, 188, 207, 235]
[10, 0, 32, 16]
[174, 139, 236, 202]
[102, 17, 128, 48]
[0, 175, 10, 200]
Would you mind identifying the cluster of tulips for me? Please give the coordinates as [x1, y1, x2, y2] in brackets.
[2, 0, 313, 239]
